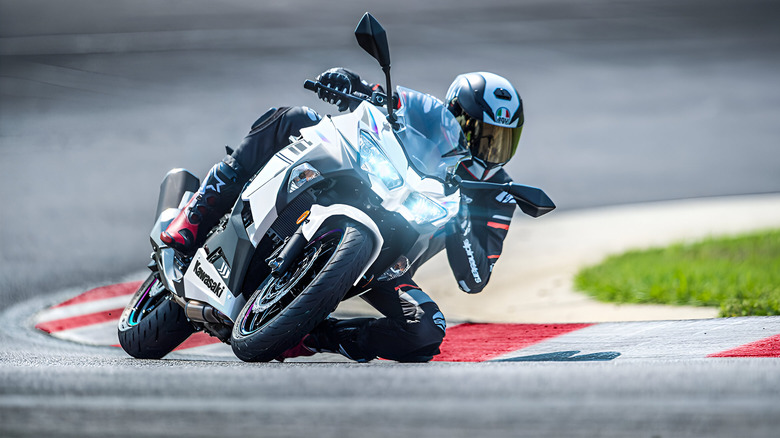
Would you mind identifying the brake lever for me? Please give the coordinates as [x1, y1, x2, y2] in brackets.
[304, 80, 366, 106]
[304, 79, 386, 108]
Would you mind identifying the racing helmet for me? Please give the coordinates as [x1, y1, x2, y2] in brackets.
[445, 72, 524, 169]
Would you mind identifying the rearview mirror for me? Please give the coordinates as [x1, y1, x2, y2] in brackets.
[450, 176, 556, 218]
[355, 12, 391, 68]
[508, 184, 556, 218]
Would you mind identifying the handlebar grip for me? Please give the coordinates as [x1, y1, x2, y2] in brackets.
[303, 80, 318, 92]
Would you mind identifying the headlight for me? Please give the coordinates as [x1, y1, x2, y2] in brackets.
[288, 162, 321, 193]
[403, 192, 448, 224]
[359, 131, 403, 190]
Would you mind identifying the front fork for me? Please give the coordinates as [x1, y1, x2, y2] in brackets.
[266, 229, 308, 278]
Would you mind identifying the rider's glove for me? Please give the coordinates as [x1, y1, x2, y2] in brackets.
[316, 68, 374, 112]
[451, 193, 473, 237]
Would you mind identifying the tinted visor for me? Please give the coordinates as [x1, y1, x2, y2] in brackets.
[474, 121, 522, 165]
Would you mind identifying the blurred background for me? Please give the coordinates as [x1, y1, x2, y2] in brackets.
[1, 0, 779, 306]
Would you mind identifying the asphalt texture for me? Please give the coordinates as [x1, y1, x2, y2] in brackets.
[1, 1, 780, 436]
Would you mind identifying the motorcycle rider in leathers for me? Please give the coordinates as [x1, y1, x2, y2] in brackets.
[160, 68, 525, 362]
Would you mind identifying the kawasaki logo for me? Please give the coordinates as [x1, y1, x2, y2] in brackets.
[194, 260, 225, 298]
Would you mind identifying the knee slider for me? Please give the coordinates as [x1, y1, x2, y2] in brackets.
[396, 318, 445, 361]
[396, 305, 445, 362]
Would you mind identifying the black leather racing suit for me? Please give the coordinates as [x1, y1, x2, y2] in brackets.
[225, 104, 515, 362]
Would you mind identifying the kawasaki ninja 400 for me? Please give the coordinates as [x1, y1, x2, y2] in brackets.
[117, 13, 555, 362]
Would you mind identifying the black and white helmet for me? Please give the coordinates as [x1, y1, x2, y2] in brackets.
[445, 72, 524, 171]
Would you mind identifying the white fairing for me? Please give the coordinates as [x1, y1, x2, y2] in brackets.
[299, 203, 384, 285]
[319, 102, 461, 230]
[183, 249, 230, 306]
[241, 101, 460, 253]
[175, 90, 464, 321]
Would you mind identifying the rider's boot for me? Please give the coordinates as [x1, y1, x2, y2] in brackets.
[276, 318, 376, 362]
[275, 335, 317, 361]
[160, 160, 243, 256]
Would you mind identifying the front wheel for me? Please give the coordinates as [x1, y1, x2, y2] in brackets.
[231, 222, 374, 362]
[118, 274, 195, 359]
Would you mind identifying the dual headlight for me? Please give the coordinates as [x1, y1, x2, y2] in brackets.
[289, 132, 402, 194]
[360, 131, 447, 224]
[359, 131, 403, 190]
[403, 192, 448, 225]
[290, 132, 448, 225]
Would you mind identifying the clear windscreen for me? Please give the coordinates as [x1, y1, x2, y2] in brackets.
[394, 87, 470, 181]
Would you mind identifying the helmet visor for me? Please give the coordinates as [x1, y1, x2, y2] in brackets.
[474, 122, 522, 165]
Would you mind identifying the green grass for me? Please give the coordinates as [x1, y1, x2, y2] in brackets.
[574, 229, 780, 317]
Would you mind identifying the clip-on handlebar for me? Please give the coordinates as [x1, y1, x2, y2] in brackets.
[303, 79, 387, 108]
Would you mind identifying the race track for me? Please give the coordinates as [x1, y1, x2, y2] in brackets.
[2, 1, 780, 436]
[27, 281, 780, 362]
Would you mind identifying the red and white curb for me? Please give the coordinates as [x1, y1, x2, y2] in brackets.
[33, 282, 780, 362]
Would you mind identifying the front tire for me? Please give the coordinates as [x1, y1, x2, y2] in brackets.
[118, 274, 195, 359]
[231, 222, 374, 362]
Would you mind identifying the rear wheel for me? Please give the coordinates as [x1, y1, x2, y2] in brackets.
[118, 274, 195, 359]
[231, 222, 373, 362]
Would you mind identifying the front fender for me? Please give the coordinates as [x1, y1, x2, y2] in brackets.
[300, 204, 383, 285]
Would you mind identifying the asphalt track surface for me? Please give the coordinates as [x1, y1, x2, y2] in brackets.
[2, 1, 780, 436]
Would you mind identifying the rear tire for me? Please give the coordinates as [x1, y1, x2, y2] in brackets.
[231, 222, 374, 362]
[118, 274, 195, 359]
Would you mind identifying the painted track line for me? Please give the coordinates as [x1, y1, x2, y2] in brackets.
[434, 323, 593, 362]
[32, 282, 780, 362]
[709, 333, 780, 358]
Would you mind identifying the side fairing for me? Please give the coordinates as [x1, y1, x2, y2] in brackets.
[240, 110, 366, 246]
[235, 101, 460, 292]
[326, 103, 462, 271]
[335, 103, 461, 232]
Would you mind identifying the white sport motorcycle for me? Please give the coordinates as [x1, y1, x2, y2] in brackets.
[117, 13, 554, 362]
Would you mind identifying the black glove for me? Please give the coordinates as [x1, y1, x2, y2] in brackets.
[449, 193, 473, 237]
[316, 68, 374, 112]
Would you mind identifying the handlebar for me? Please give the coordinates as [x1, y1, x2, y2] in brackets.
[303, 79, 387, 107]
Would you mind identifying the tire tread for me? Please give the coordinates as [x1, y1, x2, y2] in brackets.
[118, 276, 195, 359]
[231, 223, 373, 362]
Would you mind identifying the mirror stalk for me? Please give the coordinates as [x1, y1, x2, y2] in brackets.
[355, 13, 398, 128]
[382, 66, 398, 129]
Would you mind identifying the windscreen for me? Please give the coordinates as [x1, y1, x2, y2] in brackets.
[394, 87, 470, 181]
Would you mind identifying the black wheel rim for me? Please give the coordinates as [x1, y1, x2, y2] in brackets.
[238, 229, 343, 336]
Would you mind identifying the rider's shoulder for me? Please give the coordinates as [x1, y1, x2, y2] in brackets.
[287, 106, 321, 122]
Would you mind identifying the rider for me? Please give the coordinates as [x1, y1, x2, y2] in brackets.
[160, 68, 524, 362]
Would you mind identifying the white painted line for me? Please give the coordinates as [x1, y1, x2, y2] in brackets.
[35, 294, 133, 324]
[51, 321, 120, 346]
[493, 317, 780, 361]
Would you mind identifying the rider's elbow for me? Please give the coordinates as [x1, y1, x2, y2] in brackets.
[456, 276, 489, 294]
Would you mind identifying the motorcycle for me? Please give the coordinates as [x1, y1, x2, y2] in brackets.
[117, 13, 555, 362]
